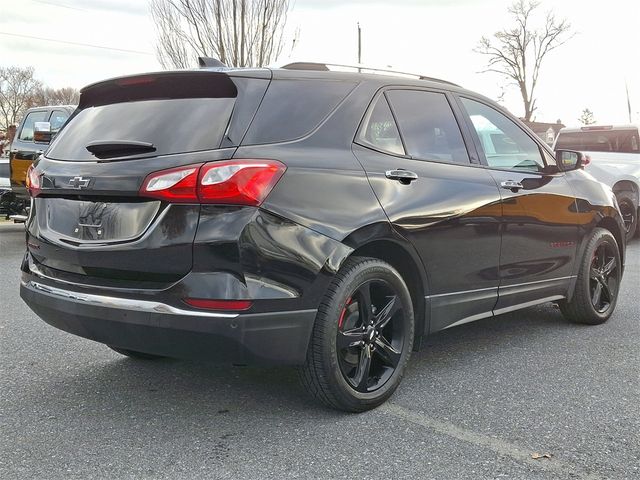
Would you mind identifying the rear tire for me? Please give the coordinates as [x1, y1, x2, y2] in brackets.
[559, 228, 621, 325]
[616, 191, 637, 242]
[299, 257, 414, 412]
[108, 346, 165, 360]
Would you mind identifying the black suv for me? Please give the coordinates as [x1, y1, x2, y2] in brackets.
[20, 63, 625, 412]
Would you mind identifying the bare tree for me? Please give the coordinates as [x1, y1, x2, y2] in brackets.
[150, 0, 290, 69]
[578, 108, 596, 125]
[0, 66, 42, 131]
[476, 0, 572, 121]
[29, 86, 80, 107]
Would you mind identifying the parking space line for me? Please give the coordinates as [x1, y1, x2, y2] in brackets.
[382, 402, 603, 480]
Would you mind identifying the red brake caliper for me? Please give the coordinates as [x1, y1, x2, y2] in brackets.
[338, 297, 352, 328]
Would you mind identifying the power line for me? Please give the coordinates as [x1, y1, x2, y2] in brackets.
[31, 0, 87, 11]
[0, 32, 155, 56]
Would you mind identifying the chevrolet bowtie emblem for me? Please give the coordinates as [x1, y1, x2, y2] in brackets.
[68, 176, 91, 189]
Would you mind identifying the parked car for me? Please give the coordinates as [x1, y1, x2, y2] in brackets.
[20, 62, 625, 412]
[554, 125, 640, 241]
[9, 105, 75, 199]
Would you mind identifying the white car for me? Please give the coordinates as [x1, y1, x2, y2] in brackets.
[554, 125, 640, 241]
[0, 156, 10, 189]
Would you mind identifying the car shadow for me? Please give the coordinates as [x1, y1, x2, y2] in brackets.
[26, 302, 583, 420]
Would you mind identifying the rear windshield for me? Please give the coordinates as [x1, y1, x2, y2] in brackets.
[47, 98, 235, 161]
[556, 129, 640, 154]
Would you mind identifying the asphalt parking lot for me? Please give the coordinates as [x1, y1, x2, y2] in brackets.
[1, 223, 638, 480]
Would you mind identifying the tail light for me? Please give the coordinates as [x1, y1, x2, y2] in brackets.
[26, 164, 41, 197]
[140, 159, 286, 206]
[140, 164, 200, 202]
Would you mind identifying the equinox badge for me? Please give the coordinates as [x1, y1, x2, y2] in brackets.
[68, 176, 91, 189]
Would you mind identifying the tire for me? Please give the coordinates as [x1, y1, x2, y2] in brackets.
[299, 256, 415, 412]
[108, 346, 165, 360]
[559, 228, 621, 325]
[616, 191, 637, 242]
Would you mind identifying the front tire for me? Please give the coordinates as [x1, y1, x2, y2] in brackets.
[299, 257, 415, 412]
[616, 191, 637, 242]
[559, 228, 621, 325]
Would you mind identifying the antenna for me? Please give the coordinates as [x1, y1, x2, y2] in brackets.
[198, 57, 227, 68]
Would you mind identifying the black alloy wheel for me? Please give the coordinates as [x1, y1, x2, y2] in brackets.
[299, 257, 414, 412]
[559, 228, 621, 325]
[336, 280, 406, 393]
[588, 241, 619, 314]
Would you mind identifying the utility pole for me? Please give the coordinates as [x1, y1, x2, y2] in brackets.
[625, 81, 632, 123]
[357, 22, 362, 71]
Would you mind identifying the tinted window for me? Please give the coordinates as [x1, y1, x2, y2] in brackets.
[386, 90, 469, 164]
[47, 98, 235, 161]
[555, 129, 640, 153]
[243, 79, 356, 145]
[461, 98, 544, 172]
[49, 110, 70, 133]
[358, 95, 404, 155]
[18, 111, 48, 141]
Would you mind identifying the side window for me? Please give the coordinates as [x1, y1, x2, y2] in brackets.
[460, 97, 545, 172]
[385, 90, 470, 164]
[357, 95, 405, 155]
[49, 110, 70, 133]
[18, 111, 48, 142]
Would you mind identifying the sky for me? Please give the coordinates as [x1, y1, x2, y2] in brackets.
[1, 0, 639, 126]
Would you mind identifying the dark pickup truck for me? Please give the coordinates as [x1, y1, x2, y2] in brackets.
[9, 105, 75, 198]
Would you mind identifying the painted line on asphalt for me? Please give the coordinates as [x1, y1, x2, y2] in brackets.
[382, 402, 603, 480]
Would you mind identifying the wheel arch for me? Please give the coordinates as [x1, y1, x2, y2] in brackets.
[612, 180, 639, 206]
[336, 226, 430, 350]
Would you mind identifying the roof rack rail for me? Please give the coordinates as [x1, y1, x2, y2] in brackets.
[280, 61, 460, 87]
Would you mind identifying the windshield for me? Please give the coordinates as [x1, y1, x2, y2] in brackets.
[555, 129, 640, 154]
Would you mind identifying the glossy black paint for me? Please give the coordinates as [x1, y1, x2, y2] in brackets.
[20, 67, 626, 365]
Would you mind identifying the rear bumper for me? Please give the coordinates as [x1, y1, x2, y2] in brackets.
[20, 279, 316, 365]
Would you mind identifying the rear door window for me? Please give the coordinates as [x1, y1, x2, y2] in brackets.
[460, 97, 545, 172]
[357, 94, 405, 155]
[48, 110, 71, 134]
[385, 90, 470, 164]
[18, 111, 48, 142]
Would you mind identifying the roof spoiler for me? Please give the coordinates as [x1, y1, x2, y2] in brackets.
[198, 57, 227, 68]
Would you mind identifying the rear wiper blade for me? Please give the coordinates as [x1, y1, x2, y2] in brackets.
[86, 140, 156, 159]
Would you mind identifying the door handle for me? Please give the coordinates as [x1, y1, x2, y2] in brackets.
[385, 169, 418, 184]
[500, 180, 524, 192]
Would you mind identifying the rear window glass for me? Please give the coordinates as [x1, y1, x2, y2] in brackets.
[387, 90, 469, 164]
[243, 79, 356, 145]
[47, 98, 235, 161]
[555, 129, 640, 153]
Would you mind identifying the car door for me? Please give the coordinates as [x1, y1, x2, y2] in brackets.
[353, 87, 503, 333]
[9, 109, 49, 195]
[457, 96, 579, 314]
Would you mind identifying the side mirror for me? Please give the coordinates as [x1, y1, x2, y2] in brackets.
[33, 122, 52, 144]
[555, 149, 587, 171]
